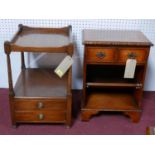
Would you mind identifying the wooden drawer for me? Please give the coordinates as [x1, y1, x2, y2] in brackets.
[118, 48, 148, 63]
[15, 111, 66, 123]
[14, 99, 66, 111]
[86, 47, 116, 63]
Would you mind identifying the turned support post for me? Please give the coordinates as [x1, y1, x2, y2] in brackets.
[4, 41, 15, 97]
[21, 52, 26, 69]
[66, 43, 73, 127]
[66, 65, 72, 126]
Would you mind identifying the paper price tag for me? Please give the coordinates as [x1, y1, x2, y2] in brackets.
[54, 55, 73, 78]
[124, 59, 137, 79]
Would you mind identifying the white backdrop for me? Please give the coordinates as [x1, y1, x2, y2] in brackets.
[0, 19, 155, 90]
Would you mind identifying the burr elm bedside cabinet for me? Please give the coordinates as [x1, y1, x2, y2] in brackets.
[4, 24, 73, 127]
[81, 29, 153, 122]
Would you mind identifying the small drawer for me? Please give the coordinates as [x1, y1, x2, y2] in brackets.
[86, 47, 116, 63]
[14, 99, 66, 111]
[15, 111, 66, 123]
[118, 48, 148, 63]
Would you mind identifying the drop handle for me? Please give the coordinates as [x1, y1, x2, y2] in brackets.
[37, 102, 44, 109]
[38, 114, 44, 120]
[128, 53, 137, 59]
[96, 52, 106, 59]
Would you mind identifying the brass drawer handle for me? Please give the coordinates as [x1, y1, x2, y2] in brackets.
[96, 52, 106, 59]
[128, 53, 137, 59]
[38, 114, 44, 120]
[37, 102, 44, 109]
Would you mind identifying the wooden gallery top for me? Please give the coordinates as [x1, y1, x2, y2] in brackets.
[4, 24, 74, 99]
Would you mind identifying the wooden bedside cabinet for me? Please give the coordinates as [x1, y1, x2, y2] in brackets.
[82, 30, 153, 123]
[4, 24, 73, 127]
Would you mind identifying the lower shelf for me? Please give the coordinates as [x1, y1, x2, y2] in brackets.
[84, 90, 140, 111]
[14, 68, 68, 98]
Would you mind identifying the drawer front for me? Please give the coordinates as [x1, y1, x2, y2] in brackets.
[14, 99, 66, 111]
[15, 111, 66, 123]
[118, 48, 148, 63]
[86, 47, 116, 63]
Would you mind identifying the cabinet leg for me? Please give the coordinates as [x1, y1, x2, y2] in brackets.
[66, 125, 71, 129]
[124, 111, 141, 123]
[12, 123, 18, 129]
[66, 120, 72, 128]
[81, 110, 99, 121]
[66, 95, 72, 127]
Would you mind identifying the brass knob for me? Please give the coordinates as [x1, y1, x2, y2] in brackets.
[37, 102, 44, 109]
[38, 114, 44, 120]
[96, 52, 106, 59]
[128, 53, 137, 59]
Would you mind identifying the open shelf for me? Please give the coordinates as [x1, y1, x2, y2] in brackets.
[14, 68, 67, 98]
[85, 88, 140, 111]
[86, 65, 143, 88]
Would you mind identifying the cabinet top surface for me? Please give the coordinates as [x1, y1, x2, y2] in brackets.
[83, 29, 153, 46]
[10, 25, 72, 49]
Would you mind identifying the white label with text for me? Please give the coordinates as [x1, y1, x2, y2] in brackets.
[54, 55, 73, 78]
